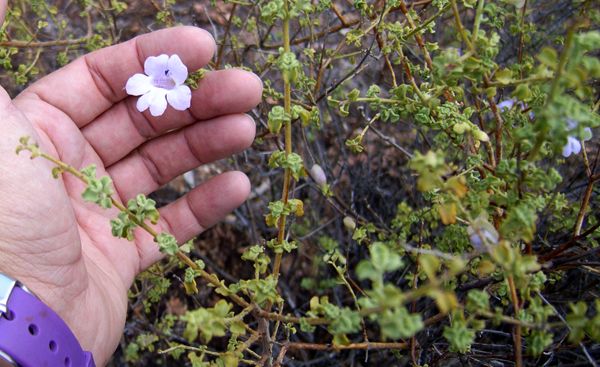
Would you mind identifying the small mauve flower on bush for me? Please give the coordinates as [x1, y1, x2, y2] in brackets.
[497, 98, 515, 112]
[126, 54, 191, 116]
[467, 216, 499, 252]
[497, 98, 535, 119]
[562, 118, 593, 158]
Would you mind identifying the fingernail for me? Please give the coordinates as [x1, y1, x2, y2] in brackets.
[251, 72, 263, 91]
[244, 113, 256, 125]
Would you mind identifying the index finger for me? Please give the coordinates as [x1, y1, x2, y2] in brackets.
[20, 26, 216, 127]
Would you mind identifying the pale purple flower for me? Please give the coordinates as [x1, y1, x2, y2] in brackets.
[125, 54, 191, 117]
[566, 118, 577, 130]
[468, 228, 499, 251]
[562, 119, 593, 158]
[467, 215, 499, 252]
[497, 99, 515, 112]
[562, 136, 582, 157]
[497, 98, 535, 119]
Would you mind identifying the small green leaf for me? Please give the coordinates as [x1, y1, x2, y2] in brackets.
[443, 317, 475, 353]
[156, 233, 179, 256]
[429, 289, 458, 314]
[345, 136, 365, 153]
[566, 302, 588, 343]
[537, 47, 558, 67]
[276, 51, 302, 84]
[512, 83, 532, 101]
[184, 267, 199, 295]
[465, 290, 490, 313]
[370, 242, 403, 273]
[181, 300, 233, 343]
[110, 212, 137, 241]
[495, 68, 513, 84]
[268, 106, 290, 134]
[229, 320, 247, 336]
[419, 254, 440, 280]
[128, 194, 160, 224]
[80, 165, 114, 209]
[380, 307, 424, 339]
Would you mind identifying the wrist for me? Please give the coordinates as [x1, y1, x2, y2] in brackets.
[0, 272, 95, 367]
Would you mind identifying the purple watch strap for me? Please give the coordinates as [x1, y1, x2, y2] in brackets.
[0, 285, 95, 367]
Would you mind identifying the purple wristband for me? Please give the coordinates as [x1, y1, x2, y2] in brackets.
[0, 274, 95, 367]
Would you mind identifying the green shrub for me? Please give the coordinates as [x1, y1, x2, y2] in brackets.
[4, 0, 600, 365]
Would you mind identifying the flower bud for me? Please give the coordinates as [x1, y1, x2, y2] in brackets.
[453, 122, 470, 135]
[310, 164, 327, 186]
[472, 129, 490, 142]
[343, 216, 356, 231]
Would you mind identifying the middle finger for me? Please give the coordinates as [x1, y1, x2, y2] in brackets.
[106, 113, 255, 200]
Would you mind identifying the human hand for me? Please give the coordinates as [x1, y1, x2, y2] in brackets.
[0, 5, 261, 365]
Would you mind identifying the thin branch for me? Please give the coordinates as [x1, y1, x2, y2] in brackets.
[0, 37, 90, 48]
[284, 341, 408, 351]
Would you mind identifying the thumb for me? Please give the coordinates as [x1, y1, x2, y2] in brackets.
[0, 0, 6, 27]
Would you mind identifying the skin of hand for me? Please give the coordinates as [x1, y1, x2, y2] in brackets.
[0, 2, 261, 365]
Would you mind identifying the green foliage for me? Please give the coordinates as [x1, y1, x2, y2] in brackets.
[8, 1, 600, 365]
[308, 296, 361, 338]
[134, 265, 172, 313]
[229, 275, 282, 307]
[264, 198, 304, 227]
[267, 105, 289, 134]
[379, 307, 424, 339]
[241, 245, 270, 275]
[527, 330, 553, 357]
[443, 316, 476, 353]
[356, 242, 404, 284]
[266, 238, 297, 254]
[111, 212, 137, 240]
[80, 165, 114, 209]
[345, 135, 365, 153]
[128, 194, 159, 224]
[268, 151, 305, 180]
[110, 195, 159, 240]
[465, 289, 490, 313]
[490, 242, 540, 285]
[522, 297, 555, 356]
[409, 151, 447, 192]
[260, 0, 285, 24]
[186, 68, 208, 89]
[182, 300, 234, 343]
[566, 300, 600, 344]
[156, 232, 179, 256]
[276, 50, 302, 85]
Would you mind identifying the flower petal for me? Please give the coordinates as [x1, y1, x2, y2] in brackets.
[562, 136, 581, 157]
[167, 54, 188, 85]
[148, 89, 169, 116]
[126, 74, 152, 96]
[166, 85, 192, 111]
[136, 92, 153, 113]
[497, 99, 515, 111]
[469, 233, 484, 251]
[136, 89, 168, 116]
[483, 228, 499, 244]
[566, 118, 578, 130]
[144, 54, 169, 77]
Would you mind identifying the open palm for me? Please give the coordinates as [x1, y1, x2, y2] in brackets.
[0, 27, 261, 365]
